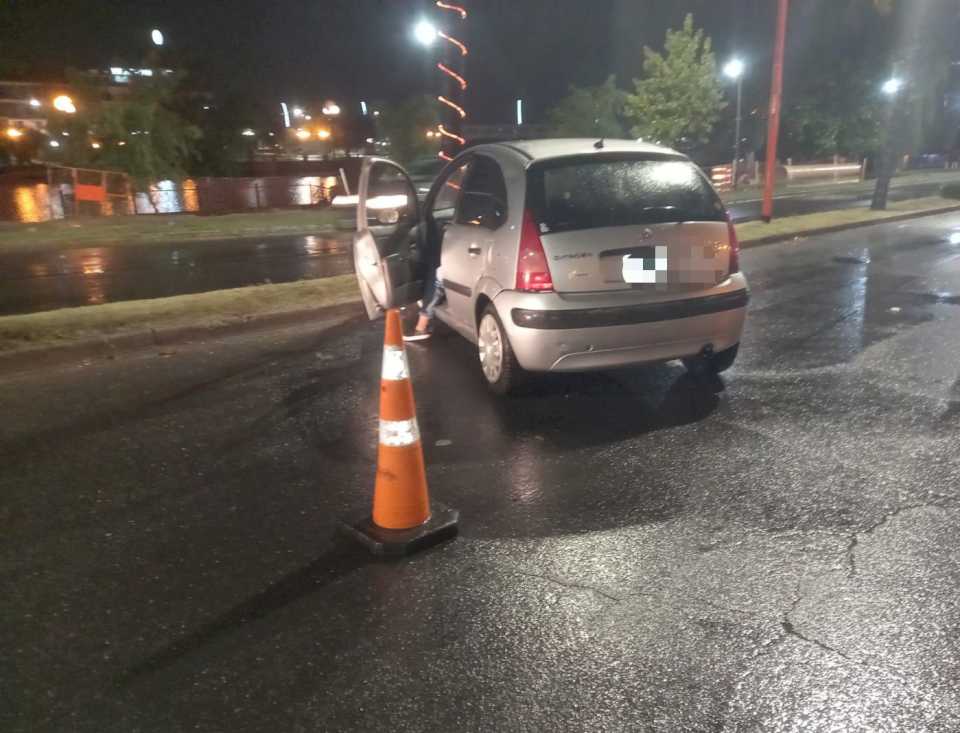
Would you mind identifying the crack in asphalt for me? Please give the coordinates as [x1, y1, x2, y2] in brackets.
[779, 576, 855, 663]
[780, 618, 854, 662]
[845, 501, 959, 578]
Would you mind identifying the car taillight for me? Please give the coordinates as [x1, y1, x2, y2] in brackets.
[726, 212, 741, 275]
[516, 210, 554, 292]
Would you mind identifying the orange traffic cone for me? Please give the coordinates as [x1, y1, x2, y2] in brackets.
[341, 309, 458, 556]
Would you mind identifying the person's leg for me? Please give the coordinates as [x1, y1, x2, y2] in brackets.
[406, 274, 444, 341]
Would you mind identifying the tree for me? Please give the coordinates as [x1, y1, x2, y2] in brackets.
[378, 95, 442, 167]
[623, 14, 725, 150]
[47, 71, 200, 186]
[547, 76, 626, 138]
[186, 92, 266, 177]
[781, 80, 884, 161]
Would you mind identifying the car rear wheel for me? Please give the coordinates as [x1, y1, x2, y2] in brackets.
[683, 343, 739, 375]
[478, 305, 522, 395]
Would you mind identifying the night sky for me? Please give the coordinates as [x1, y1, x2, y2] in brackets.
[0, 1, 956, 124]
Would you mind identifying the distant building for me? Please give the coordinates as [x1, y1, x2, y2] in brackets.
[0, 81, 59, 134]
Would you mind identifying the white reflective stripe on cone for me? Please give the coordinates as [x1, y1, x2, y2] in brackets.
[382, 346, 409, 381]
[379, 418, 421, 447]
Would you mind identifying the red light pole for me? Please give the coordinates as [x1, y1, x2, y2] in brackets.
[762, 0, 789, 222]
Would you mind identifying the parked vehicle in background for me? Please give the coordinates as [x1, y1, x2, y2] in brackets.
[353, 139, 749, 395]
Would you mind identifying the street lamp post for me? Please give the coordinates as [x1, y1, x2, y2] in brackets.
[872, 77, 905, 211]
[724, 58, 746, 189]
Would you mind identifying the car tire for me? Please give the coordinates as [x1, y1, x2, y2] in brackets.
[683, 343, 739, 375]
[477, 304, 523, 395]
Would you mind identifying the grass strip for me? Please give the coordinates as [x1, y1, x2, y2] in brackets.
[0, 275, 359, 353]
[0, 208, 344, 252]
[737, 197, 959, 244]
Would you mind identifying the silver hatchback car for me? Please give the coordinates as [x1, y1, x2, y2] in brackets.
[352, 139, 749, 394]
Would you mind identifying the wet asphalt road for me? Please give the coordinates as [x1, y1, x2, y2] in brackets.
[0, 234, 352, 316]
[3, 213, 960, 731]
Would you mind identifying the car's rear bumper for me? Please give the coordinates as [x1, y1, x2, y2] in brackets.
[494, 275, 749, 372]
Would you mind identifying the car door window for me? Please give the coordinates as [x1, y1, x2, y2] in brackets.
[456, 155, 508, 230]
[431, 160, 471, 223]
[367, 162, 418, 229]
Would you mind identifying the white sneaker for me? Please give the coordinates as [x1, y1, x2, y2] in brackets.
[403, 330, 432, 342]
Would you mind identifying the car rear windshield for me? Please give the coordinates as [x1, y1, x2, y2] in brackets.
[527, 155, 726, 234]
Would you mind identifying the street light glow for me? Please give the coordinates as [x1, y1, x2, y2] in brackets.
[49, 140, 60, 148]
[6, 127, 23, 140]
[28, 98, 41, 108]
[292, 107, 304, 118]
[241, 128, 256, 137]
[414, 19, 438, 46]
[882, 77, 904, 96]
[724, 58, 746, 80]
[321, 102, 341, 116]
[52, 95, 77, 114]
[151, 29, 165, 47]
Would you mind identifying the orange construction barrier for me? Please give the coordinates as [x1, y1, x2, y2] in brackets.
[341, 309, 458, 556]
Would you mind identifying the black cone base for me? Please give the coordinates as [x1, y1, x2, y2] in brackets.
[340, 502, 459, 557]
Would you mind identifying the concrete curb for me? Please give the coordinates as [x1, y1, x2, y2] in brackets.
[739, 203, 960, 249]
[0, 301, 363, 376]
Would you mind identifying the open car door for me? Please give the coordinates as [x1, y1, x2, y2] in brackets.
[353, 158, 424, 320]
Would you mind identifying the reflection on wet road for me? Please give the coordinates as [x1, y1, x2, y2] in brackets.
[0, 234, 351, 315]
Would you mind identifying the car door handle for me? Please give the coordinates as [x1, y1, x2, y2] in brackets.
[468, 244, 482, 256]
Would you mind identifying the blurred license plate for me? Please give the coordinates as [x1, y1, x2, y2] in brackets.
[622, 245, 668, 284]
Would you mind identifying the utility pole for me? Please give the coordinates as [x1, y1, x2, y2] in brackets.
[724, 59, 746, 189]
[734, 75, 744, 188]
[762, 0, 789, 222]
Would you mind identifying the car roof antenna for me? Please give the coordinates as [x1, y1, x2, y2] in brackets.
[594, 138, 605, 150]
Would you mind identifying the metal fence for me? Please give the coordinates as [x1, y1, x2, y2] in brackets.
[46, 164, 134, 217]
[130, 177, 342, 216]
[0, 171, 345, 222]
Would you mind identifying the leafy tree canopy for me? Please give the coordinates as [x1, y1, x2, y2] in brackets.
[546, 76, 626, 138]
[624, 14, 726, 150]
